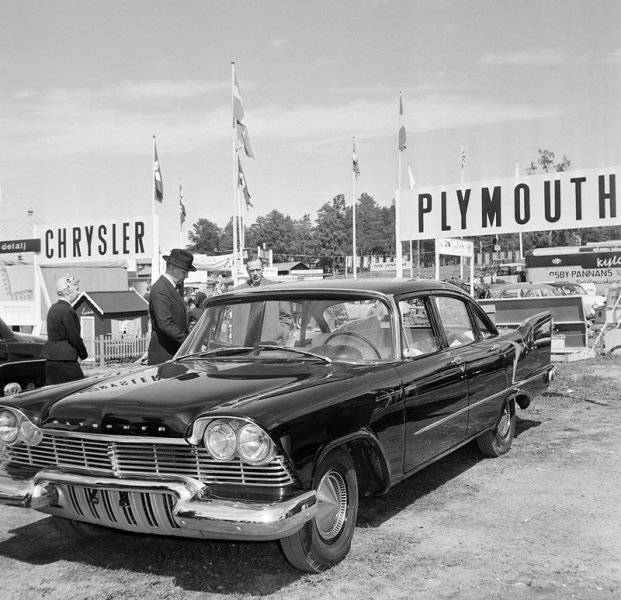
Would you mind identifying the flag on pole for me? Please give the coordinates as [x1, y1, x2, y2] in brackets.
[407, 161, 415, 190]
[398, 94, 407, 152]
[153, 136, 164, 202]
[460, 144, 467, 170]
[179, 182, 186, 225]
[515, 160, 520, 177]
[233, 73, 255, 158]
[237, 156, 252, 207]
[352, 138, 360, 179]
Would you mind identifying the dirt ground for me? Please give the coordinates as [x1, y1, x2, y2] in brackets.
[0, 357, 619, 600]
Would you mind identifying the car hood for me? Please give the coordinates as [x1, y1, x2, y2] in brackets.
[10, 358, 362, 438]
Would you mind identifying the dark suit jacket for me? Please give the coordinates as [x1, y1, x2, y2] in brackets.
[42, 300, 88, 362]
[147, 275, 189, 364]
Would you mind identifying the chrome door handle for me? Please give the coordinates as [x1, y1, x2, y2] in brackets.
[488, 344, 500, 352]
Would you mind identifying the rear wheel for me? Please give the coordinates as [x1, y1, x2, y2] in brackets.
[280, 449, 358, 572]
[477, 399, 516, 457]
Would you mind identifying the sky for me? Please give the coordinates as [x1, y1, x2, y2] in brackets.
[1, 0, 620, 252]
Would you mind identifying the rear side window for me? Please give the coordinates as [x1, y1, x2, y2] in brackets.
[398, 297, 441, 357]
[433, 296, 475, 348]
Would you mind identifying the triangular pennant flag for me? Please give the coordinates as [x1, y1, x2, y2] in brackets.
[352, 138, 360, 179]
[398, 95, 407, 152]
[153, 137, 163, 202]
[237, 156, 252, 207]
[233, 73, 255, 158]
[407, 162, 415, 190]
[179, 182, 186, 225]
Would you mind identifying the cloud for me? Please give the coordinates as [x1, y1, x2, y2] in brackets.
[13, 79, 229, 105]
[605, 48, 621, 63]
[271, 38, 288, 50]
[0, 82, 566, 162]
[480, 49, 566, 67]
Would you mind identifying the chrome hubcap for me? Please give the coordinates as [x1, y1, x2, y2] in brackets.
[497, 405, 511, 437]
[315, 470, 348, 540]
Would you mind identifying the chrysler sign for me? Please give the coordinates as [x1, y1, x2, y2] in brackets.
[38, 218, 152, 263]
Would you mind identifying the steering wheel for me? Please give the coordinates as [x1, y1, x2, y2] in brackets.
[324, 331, 382, 359]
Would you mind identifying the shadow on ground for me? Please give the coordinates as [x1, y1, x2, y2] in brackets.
[0, 418, 541, 595]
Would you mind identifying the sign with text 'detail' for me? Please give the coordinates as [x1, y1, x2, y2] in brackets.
[38, 218, 153, 264]
[399, 165, 620, 241]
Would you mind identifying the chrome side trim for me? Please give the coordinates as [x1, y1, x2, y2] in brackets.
[413, 388, 509, 437]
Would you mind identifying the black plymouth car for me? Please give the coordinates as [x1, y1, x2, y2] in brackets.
[0, 280, 554, 572]
[0, 316, 46, 396]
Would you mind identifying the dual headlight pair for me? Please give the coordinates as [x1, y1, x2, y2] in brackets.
[0, 408, 43, 446]
[200, 419, 274, 465]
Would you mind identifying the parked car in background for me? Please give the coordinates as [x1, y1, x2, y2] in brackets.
[0, 280, 554, 572]
[547, 282, 606, 318]
[490, 282, 564, 300]
[0, 317, 46, 396]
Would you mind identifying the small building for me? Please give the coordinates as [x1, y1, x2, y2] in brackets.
[273, 261, 309, 276]
[73, 290, 149, 344]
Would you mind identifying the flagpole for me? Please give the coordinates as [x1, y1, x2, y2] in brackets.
[459, 144, 465, 281]
[352, 137, 358, 279]
[179, 179, 184, 248]
[515, 160, 523, 260]
[231, 61, 240, 286]
[151, 135, 160, 284]
[395, 92, 404, 279]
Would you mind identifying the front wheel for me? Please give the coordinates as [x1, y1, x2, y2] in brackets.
[279, 449, 358, 572]
[476, 399, 516, 457]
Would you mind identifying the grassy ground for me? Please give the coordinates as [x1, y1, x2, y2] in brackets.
[0, 357, 619, 599]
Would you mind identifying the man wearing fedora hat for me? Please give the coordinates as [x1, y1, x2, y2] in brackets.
[147, 248, 196, 365]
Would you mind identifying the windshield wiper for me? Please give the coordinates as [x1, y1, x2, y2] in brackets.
[176, 347, 254, 360]
[253, 344, 332, 364]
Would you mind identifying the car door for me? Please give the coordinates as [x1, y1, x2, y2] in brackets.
[432, 294, 512, 438]
[462, 301, 513, 436]
[396, 294, 469, 473]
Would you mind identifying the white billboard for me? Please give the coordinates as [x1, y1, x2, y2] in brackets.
[400, 165, 620, 240]
[37, 218, 152, 264]
[436, 237, 474, 257]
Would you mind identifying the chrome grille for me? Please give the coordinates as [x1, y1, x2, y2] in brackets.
[54, 484, 182, 534]
[7, 431, 296, 487]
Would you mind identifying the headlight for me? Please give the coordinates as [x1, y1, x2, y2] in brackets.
[237, 423, 273, 464]
[0, 410, 20, 444]
[20, 419, 43, 446]
[203, 420, 236, 461]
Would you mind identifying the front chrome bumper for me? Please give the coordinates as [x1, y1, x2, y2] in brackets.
[0, 468, 317, 541]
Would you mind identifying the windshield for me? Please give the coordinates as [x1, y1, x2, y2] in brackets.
[177, 294, 395, 363]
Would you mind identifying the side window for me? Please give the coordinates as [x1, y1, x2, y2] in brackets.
[398, 297, 441, 357]
[473, 310, 495, 339]
[434, 296, 475, 348]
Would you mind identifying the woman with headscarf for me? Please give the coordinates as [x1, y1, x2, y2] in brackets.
[42, 274, 88, 384]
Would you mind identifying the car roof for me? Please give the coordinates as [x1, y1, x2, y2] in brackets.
[225, 278, 467, 297]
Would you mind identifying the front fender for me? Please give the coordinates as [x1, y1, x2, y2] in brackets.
[312, 428, 392, 496]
